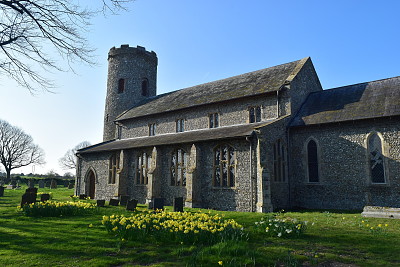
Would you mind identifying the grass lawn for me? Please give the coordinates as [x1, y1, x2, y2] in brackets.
[0, 187, 399, 266]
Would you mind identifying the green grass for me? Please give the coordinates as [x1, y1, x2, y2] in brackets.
[1, 188, 400, 266]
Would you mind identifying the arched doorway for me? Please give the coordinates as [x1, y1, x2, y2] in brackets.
[87, 170, 96, 199]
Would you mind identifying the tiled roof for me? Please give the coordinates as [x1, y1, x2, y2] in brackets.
[116, 57, 310, 121]
[78, 121, 276, 154]
[291, 76, 400, 126]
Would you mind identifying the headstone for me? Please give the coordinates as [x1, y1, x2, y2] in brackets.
[173, 197, 184, 212]
[25, 187, 38, 194]
[28, 180, 35, 188]
[109, 198, 119, 206]
[68, 183, 74, 189]
[45, 181, 51, 188]
[97, 200, 105, 207]
[148, 200, 154, 209]
[79, 194, 87, 199]
[21, 192, 36, 206]
[50, 179, 57, 189]
[40, 193, 50, 202]
[0, 186, 4, 197]
[64, 181, 69, 187]
[38, 180, 45, 188]
[153, 198, 164, 210]
[126, 199, 138, 211]
[120, 195, 129, 206]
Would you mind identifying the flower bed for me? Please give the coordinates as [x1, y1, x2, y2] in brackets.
[19, 200, 97, 217]
[102, 210, 245, 245]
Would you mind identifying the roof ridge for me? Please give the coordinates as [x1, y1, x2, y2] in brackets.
[325, 75, 400, 91]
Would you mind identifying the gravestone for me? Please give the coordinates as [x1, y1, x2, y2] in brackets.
[79, 194, 87, 199]
[25, 187, 38, 194]
[21, 192, 36, 206]
[40, 193, 50, 202]
[148, 200, 154, 209]
[97, 200, 105, 207]
[45, 181, 51, 188]
[64, 181, 69, 187]
[173, 197, 184, 212]
[50, 179, 57, 189]
[126, 199, 138, 211]
[28, 180, 35, 188]
[153, 198, 164, 210]
[0, 186, 4, 197]
[38, 180, 45, 188]
[120, 195, 129, 206]
[68, 183, 74, 189]
[109, 198, 119, 206]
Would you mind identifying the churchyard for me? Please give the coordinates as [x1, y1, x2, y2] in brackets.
[0, 187, 399, 266]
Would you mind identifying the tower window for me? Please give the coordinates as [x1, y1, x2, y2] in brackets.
[118, 79, 125, 94]
[142, 78, 149, 96]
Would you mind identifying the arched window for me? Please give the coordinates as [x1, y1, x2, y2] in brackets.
[307, 139, 319, 183]
[118, 78, 125, 94]
[171, 148, 187, 186]
[141, 78, 149, 96]
[273, 139, 287, 182]
[368, 133, 386, 183]
[136, 152, 151, 184]
[213, 144, 235, 187]
[108, 152, 120, 184]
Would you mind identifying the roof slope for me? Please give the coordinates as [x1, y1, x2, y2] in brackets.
[116, 57, 310, 121]
[78, 121, 276, 154]
[291, 76, 400, 126]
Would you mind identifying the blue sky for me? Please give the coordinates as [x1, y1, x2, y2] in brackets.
[1, 0, 399, 175]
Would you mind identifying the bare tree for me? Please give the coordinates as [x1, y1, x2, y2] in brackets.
[0, 0, 134, 93]
[0, 119, 45, 180]
[59, 141, 91, 170]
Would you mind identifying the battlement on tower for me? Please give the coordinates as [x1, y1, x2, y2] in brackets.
[108, 44, 157, 63]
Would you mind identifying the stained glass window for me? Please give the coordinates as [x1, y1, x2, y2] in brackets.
[136, 152, 151, 184]
[171, 149, 187, 186]
[368, 134, 386, 183]
[307, 140, 319, 183]
[213, 144, 235, 187]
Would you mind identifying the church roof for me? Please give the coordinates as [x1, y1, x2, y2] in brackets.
[291, 76, 400, 126]
[78, 121, 275, 154]
[116, 57, 310, 121]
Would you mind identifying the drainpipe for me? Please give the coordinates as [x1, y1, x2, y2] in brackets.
[246, 134, 254, 212]
[75, 154, 82, 196]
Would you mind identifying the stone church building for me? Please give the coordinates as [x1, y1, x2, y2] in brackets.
[75, 45, 400, 212]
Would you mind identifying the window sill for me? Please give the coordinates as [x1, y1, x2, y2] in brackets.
[212, 186, 236, 190]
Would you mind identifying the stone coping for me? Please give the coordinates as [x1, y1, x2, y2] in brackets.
[361, 206, 400, 219]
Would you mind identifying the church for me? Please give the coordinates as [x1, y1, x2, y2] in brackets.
[75, 44, 400, 212]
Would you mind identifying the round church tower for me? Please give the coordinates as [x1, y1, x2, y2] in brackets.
[103, 45, 158, 141]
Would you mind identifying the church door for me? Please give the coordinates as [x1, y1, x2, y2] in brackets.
[88, 170, 96, 199]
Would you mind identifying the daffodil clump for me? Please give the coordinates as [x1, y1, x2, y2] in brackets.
[255, 217, 308, 238]
[102, 210, 245, 244]
[19, 200, 97, 217]
[360, 220, 389, 235]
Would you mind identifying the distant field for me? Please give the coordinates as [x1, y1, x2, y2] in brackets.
[0, 187, 399, 266]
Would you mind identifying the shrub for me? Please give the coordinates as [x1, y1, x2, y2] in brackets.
[19, 200, 97, 217]
[102, 210, 246, 245]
